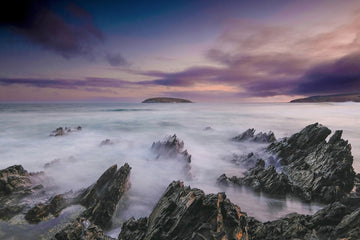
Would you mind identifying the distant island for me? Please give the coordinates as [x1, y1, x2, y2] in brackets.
[290, 93, 360, 103]
[142, 97, 192, 103]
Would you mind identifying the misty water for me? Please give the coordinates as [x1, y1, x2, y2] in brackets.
[0, 102, 359, 239]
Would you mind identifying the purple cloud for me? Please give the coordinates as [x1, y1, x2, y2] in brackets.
[106, 53, 129, 67]
[1, 0, 104, 59]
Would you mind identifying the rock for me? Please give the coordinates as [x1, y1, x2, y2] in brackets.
[220, 159, 292, 195]
[76, 163, 131, 228]
[100, 139, 113, 146]
[0, 165, 32, 195]
[203, 126, 213, 131]
[118, 181, 248, 240]
[232, 129, 276, 143]
[53, 217, 115, 240]
[44, 158, 61, 168]
[25, 203, 51, 223]
[142, 97, 192, 103]
[151, 135, 192, 178]
[267, 123, 355, 203]
[50, 126, 82, 136]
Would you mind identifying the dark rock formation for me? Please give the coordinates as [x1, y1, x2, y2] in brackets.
[232, 129, 276, 143]
[290, 92, 360, 103]
[247, 200, 360, 240]
[142, 97, 192, 103]
[218, 160, 291, 195]
[203, 126, 213, 131]
[0, 165, 44, 220]
[222, 123, 355, 203]
[118, 181, 248, 240]
[50, 126, 82, 136]
[76, 163, 131, 228]
[151, 135, 192, 178]
[267, 123, 355, 202]
[53, 217, 115, 240]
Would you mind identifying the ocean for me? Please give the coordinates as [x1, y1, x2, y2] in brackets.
[0, 102, 359, 238]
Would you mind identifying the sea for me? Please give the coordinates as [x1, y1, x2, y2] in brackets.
[0, 102, 359, 239]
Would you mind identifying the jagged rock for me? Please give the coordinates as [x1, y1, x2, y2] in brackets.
[247, 201, 360, 240]
[220, 159, 292, 195]
[100, 139, 113, 146]
[76, 163, 131, 228]
[0, 165, 45, 220]
[267, 123, 355, 203]
[231, 152, 278, 169]
[118, 181, 248, 240]
[25, 194, 73, 223]
[53, 217, 115, 240]
[151, 135, 192, 178]
[50, 126, 82, 136]
[232, 129, 276, 143]
[0, 165, 32, 195]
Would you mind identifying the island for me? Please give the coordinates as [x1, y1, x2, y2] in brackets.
[142, 97, 192, 103]
[290, 93, 360, 103]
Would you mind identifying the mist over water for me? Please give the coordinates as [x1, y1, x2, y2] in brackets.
[0, 102, 359, 236]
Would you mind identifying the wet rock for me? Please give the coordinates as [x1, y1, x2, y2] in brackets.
[118, 181, 248, 240]
[0, 165, 32, 195]
[50, 126, 82, 136]
[247, 200, 360, 240]
[76, 163, 131, 228]
[267, 123, 355, 203]
[100, 139, 113, 146]
[203, 126, 213, 131]
[44, 158, 62, 169]
[220, 159, 292, 195]
[151, 135, 192, 178]
[53, 217, 115, 240]
[232, 128, 276, 143]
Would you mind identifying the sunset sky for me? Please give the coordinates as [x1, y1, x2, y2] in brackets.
[1, 0, 360, 102]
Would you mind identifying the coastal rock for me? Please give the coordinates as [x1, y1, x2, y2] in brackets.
[151, 135, 192, 178]
[219, 159, 292, 195]
[118, 181, 248, 240]
[0, 165, 45, 220]
[53, 217, 115, 240]
[232, 128, 276, 143]
[247, 201, 360, 240]
[50, 126, 82, 137]
[267, 123, 355, 202]
[76, 163, 131, 228]
[100, 139, 114, 146]
[142, 97, 192, 103]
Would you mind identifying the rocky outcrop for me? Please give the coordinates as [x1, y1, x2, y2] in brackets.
[218, 159, 291, 195]
[76, 163, 131, 228]
[232, 129, 276, 143]
[222, 123, 355, 203]
[247, 200, 360, 240]
[118, 181, 248, 240]
[267, 123, 355, 202]
[0, 165, 44, 220]
[53, 217, 115, 240]
[50, 126, 82, 136]
[142, 97, 192, 103]
[151, 135, 192, 178]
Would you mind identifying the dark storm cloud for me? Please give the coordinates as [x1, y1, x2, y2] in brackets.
[106, 53, 129, 67]
[0, 0, 104, 59]
[294, 53, 360, 95]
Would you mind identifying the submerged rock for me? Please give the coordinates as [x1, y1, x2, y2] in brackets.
[151, 135, 192, 178]
[100, 139, 114, 146]
[76, 163, 131, 228]
[118, 181, 248, 240]
[232, 128, 276, 143]
[50, 126, 82, 137]
[53, 217, 115, 240]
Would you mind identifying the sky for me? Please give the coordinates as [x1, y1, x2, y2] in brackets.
[0, 0, 360, 102]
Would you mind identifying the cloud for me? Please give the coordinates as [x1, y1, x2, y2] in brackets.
[106, 53, 129, 66]
[0, 77, 132, 90]
[0, 0, 104, 59]
[293, 52, 360, 95]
